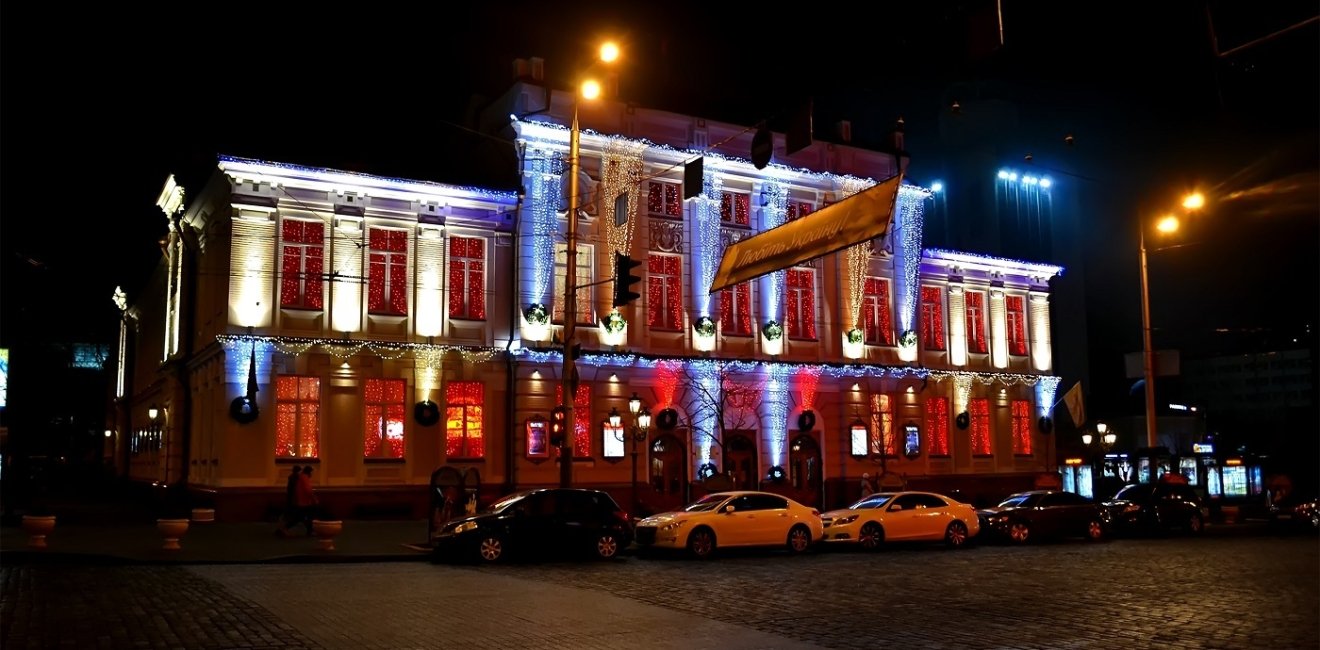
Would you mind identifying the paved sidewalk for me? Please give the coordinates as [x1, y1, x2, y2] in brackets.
[0, 517, 433, 565]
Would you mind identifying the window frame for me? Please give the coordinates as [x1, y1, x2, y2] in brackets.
[445, 381, 486, 460]
[275, 375, 320, 459]
[720, 191, 751, 227]
[719, 281, 753, 336]
[363, 377, 406, 459]
[1011, 399, 1033, 455]
[279, 219, 325, 311]
[964, 290, 987, 353]
[920, 285, 946, 351]
[367, 227, 409, 316]
[647, 252, 684, 331]
[553, 242, 595, 325]
[786, 267, 817, 340]
[862, 277, 895, 346]
[1006, 294, 1028, 356]
[447, 235, 487, 321]
[969, 397, 992, 457]
[646, 180, 683, 220]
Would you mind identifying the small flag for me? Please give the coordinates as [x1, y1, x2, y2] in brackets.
[1062, 381, 1085, 427]
[683, 157, 703, 200]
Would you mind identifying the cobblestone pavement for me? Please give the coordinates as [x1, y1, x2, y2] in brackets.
[3, 534, 1316, 649]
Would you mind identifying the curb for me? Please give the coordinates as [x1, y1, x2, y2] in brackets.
[0, 551, 432, 567]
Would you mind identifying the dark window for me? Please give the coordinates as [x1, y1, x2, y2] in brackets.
[1042, 492, 1086, 507]
[913, 494, 949, 509]
[744, 494, 788, 511]
[559, 491, 601, 517]
[890, 494, 925, 511]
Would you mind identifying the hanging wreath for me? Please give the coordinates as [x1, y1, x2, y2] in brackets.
[846, 328, 864, 345]
[956, 412, 970, 430]
[656, 408, 679, 431]
[899, 330, 918, 348]
[603, 310, 627, 334]
[523, 303, 549, 325]
[762, 320, 784, 341]
[797, 410, 817, 432]
[698, 462, 719, 480]
[414, 400, 441, 426]
[229, 396, 259, 424]
[1038, 416, 1053, 434]
[694, 316, 716, 337]
[766, 465, 786, 483]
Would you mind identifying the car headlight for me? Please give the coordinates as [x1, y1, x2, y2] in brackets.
[833, 515, 858, 525]
[660, 520, 690, 532]
[453, 521, 478, 534]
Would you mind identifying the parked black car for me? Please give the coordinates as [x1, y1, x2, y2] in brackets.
[1268, 493, 1320, 533]
[1103, 481, 1208, 536]
[976, 490, 1110, 544]
[432, 488, 633, 563]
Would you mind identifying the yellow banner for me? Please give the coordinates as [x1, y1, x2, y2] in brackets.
[709, 175, 902, 293]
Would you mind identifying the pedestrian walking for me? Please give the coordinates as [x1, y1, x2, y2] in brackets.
[276, 465, 301, 536]
[294, 465, 319, 536]
[860, 472, 875, 498]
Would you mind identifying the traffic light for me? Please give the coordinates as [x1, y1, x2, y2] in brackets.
[612, 252, 643, 308]
[550, 406, 567, 446]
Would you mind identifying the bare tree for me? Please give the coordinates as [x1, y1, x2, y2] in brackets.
[670, 361, 767, 475]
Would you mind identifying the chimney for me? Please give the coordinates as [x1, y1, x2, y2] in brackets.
[836, 120, 852, 143]
[530, 57, 545, 82]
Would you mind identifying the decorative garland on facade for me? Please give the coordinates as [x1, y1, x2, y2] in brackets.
[523, 303, 549, 326]
[218, 335, 501, 366]
[694, 316, 717, 338]
[603, 310, 627, 334]
[762, 320, 784, 341]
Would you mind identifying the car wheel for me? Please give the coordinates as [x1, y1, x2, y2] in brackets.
[594, 532, 621, 560]
[1186, 513, 1204, 535]
[945, 521, 969, 548]
[787, 525, 812, 554]
[687, 527, 716, 559]
[475, 534, 505, 563]
[1008, 520, 1031, 544]
[858, 522, 884, 550]
[1085, 519, 1105, 541]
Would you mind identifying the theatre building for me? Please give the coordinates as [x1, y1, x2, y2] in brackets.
[113, 81, 1066, 520]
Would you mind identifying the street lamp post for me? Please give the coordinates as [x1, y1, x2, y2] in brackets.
[559, 42, 619, 489]
[610, 393, 651, 516]
[1083, 422, 1118, 496]
[1138, 192, 1204, 450]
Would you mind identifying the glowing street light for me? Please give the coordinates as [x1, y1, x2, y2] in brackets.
[1139, 192, 1205, 450]
[560, 40, 621, 488]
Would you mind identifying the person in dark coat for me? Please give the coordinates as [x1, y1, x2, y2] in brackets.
[277, 465, 301, 536]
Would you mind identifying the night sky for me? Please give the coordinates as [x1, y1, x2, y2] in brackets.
[3, 1, 1316, 373]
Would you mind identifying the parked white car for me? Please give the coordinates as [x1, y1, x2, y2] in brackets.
[634, 491, 824, 559]
[820, 491, 979, 549]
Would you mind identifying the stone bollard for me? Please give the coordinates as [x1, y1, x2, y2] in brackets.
[156, 518, 190, 550]
[312, 520, 343, 551]
[21, 515, 56, 549]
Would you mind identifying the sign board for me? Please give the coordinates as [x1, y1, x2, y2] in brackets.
[709, 174, 902, 293]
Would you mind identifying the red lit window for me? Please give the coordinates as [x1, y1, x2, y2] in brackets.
[280, 219, 324, 309]
[368, 228, 408, 315]
[1007, 295, 1028, 356]
[965, 291, 987, 353]
[646, 180, 683, 219]
[921, 286, 946, 351]
[445, 381, 485, 459]
[275, 376, 319, 458]
[364, 378, 405, 458]
[970, 398, 992, 456]
[720, 282, 753, 335]
[1012, 399, 1033, 455]
[720, 192, 750, 226]
[647, 253, 683, 330]
[926, 397, 950, 456]
[870, 394, 896, 456]
[786, 267, 817, 340]
[863, 277, 894, 345]
[785, 201, 814, 221]
[553, 243, 594, 323]
[555, 384, 592, 457]
[448, 236, 485, 320]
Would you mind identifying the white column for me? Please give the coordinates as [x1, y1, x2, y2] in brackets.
[947, 282, 968, 367]
[1029, 291, 1053, 372]
[989, 287, 1008, 369]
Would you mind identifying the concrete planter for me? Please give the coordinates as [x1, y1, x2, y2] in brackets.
[156, 518, 190, 550]
[21, 515, 56, 549]
[312, 519, 343, 551]
[190, 508, 216, 523]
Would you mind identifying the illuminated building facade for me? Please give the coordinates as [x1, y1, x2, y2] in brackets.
[116, 84, 1068, 520]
